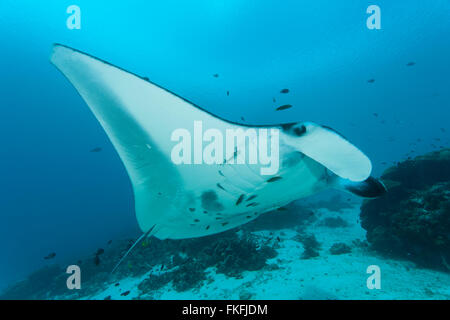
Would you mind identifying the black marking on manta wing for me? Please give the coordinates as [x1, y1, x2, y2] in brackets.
[267, 176, 282, 182]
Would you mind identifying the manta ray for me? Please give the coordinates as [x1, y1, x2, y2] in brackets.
[50, 44, 386, 251]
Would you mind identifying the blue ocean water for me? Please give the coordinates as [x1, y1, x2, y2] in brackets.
[0, 1, 449, 297]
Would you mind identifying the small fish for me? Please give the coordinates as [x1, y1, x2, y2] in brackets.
[115, 283, 120, 287]
[104, 295, 112, 300]
[280, 88, 289, 94]
[142, 76, 149, 81]
[44, 252, 56, 260]
[367, 79, 375, 83]
[94, 255, 100, 266]
[373, 113, 379, 117]
[406, 62, 416, 66]
[121, 291, 130, 296]
[213, 73, 219, 78]
[276, 104, 292, 111]
[276, 236, 281, 242]
[240, 116, 245, 121]
[236, 194, 245, 206]
[272, 97, 276, 102]
[226, 91, 230, 96]
[160, 264, 164, 271]
[90, 147, 102, 153]
[96, 248, 104, 256]
[107, 240, 112, 245]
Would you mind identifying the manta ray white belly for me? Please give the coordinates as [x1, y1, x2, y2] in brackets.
[50, 44, 386, 240]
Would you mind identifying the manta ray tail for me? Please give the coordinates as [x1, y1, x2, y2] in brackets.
[111, 225, 156, 274]
[334, 176, 387, 198]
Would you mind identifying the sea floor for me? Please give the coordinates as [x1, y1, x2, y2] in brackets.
[67, 202, 450, 300]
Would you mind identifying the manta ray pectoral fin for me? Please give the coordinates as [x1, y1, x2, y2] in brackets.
[335, 176, 387, 198]
[283, 122, 372, 182]
[51, 44, 232, 234]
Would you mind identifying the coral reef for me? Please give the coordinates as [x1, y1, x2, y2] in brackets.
[360, 148, 450, 271]
[294, 233, 321, 259]
[1, 228, 278, 299]
[138, 231, 277, 294]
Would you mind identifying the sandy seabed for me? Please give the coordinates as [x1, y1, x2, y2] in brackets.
[68, 202, 450, 300]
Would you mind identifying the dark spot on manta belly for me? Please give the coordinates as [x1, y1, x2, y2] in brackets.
[267, 176, 282, 182]
[280, 88, 289, 93]
[201, 191, 224, 211]
[236, 194, 245, 205]
[206, 225, 210, 230]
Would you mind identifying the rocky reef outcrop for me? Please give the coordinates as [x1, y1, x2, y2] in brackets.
[360, 149, 450, 271]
